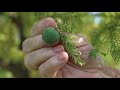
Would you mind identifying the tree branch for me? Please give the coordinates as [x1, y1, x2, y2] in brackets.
[9, 13, 25, 50]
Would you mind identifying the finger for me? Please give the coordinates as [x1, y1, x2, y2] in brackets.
[78, 44, 93, 52]
[80, 53, 90, 61]
[22, 35, 50, 54]
[80, 53, 103, 69]
[75, 34, 89, 47]
[38, 52, 69, 78]
[24, 45, 64, 70]
[31, 18, 57, 37]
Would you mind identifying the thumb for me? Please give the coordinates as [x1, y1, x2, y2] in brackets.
[38, 52, 69, 78]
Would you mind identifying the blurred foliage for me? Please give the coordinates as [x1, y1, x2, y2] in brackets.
[0, 12, 120, 78]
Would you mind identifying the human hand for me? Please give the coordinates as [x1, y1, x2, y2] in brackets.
[22, 18, 114, 78]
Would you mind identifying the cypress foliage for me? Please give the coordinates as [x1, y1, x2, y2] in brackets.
[35, 12, 120, 65]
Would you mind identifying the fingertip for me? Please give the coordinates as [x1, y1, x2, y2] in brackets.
[43, 17, 57, 28]
[38, 51, 69, 78]
[31, 17, 57, 37]
[22, 39, 29, 54]
[53, 45, 65, 54]
[57, 52, 69, 62]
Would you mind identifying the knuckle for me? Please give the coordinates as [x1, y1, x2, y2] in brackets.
[43, 18, 56, 27]
[45, 17, 55, 22]
[24, 54, 36, 70]
[82, 36, 87, 41]
[36, 35, 43, 47]
[22, 40, 26, 48]
[23, 37, 37, 53]
[77, 34, 87, 41]
[38, 61, 54, 76]
[86, 44, 90, 49]
[22, 38, 32, 53]
[22, 39, 28, 53]
[39, 66, 46, 76]
[31, 17, 56, 37]
[83, 46, 88, 51]
[24, 55, 30, 69]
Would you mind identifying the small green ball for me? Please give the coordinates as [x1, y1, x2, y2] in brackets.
[42, 27, 60, 45]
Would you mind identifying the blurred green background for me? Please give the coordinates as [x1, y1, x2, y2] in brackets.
[0, 12, 120, 78]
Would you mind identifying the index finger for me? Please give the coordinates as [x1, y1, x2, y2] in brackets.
[31, 17, 57, 37]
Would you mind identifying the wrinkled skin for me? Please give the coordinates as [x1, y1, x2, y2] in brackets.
[22, 18, 120, 78]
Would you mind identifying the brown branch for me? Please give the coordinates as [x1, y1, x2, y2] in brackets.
[9, 13, 25, 50]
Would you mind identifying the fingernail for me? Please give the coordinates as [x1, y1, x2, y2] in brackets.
[53, 45, 64, 54]
[57, 52, 68, 61]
